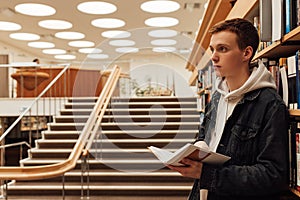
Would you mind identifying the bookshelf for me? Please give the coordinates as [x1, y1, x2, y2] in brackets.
[187, 0, 258, 86]
[187, 0, 300, 198]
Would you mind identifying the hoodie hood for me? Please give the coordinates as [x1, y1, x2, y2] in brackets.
[216, 60, 276, 100]
[209, 60, 276, 152]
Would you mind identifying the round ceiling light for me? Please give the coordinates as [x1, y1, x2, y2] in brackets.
[151, 39, 177, 46]
[43, 49, 66, 55]
[39, 20, 73, 30]
[55, 31, 85, 40]
[15, 3, 56, 16]
[0, 21, 21, 31]
[148, 29, 177, 38]
[55, 55, 76, 60]
[79, 48, 102, 54]
[145, 17, 179, 27]
[28, 41, 55, 48]
[115, 47, 139, 53]
[109, 40, 135, 47]
[101, 30, 131, 39]
[68, 41, 95, 47]
[77, 1, 117, 14]
[141, 0, 180, 13]
[9, 33, 40, 41]
[152, 47, 176, 53]
[91, 18, 125, 29]
[87, 54, 109, 59]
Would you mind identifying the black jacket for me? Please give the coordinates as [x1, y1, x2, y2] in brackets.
[189, 87, 289, 200]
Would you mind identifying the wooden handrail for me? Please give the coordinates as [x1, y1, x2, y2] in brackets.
[83, 67, 121, 156]
[0, 65, 121, 181]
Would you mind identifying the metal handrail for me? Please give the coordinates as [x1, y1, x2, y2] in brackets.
[0, 141, 30, 149]
[0, 63, 70, 143]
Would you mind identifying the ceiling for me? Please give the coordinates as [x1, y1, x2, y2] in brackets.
[0, 0, 207, 65]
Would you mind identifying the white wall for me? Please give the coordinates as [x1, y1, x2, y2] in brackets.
[129, 53, 196, 97]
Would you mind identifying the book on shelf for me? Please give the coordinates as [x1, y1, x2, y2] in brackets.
[287, 54, 298, 109]
[259, 0, 272, 41]
[279, 58, 289, 106]
[295, 51, 300, 109]
[272, 0, 285, 41]
[285, 0, 298, 33]
[148, 143, 231, 166]
[289, 121, 300, 191]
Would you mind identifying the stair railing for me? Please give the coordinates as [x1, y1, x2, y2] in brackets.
[80, 66, 121, 198]
[0, 65, 120, 183]
[0, 63, 71, 148]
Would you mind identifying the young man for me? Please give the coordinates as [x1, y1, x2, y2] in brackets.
[168, 18, 289, 199]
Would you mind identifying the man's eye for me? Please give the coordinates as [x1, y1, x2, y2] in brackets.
[218, 47, 227, 52]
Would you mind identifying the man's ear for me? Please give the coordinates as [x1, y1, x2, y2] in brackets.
[243, 46, 253, 62]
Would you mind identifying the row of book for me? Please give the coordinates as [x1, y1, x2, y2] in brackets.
[255, 0, 300, 52]
[196, 61, 216, 112]
[289, 121, 300, 191]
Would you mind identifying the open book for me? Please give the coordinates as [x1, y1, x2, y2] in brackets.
[148, 143, 230, 166]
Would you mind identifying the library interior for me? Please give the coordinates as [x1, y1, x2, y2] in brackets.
[0, 0, 300, 199]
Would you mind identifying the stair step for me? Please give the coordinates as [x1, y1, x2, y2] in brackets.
[60, 108, 198, 116]
[41, 130, 198, 140]
[48, 121, 199, 131]
[7, 182, 192, 196]
[36, 138, 193, 149]
[20, 158, 169, 170]
[111, 96, 196, 102]
[20, 170, 191, 183]
[29, 148, 178, 159]
[54, 114, 199, 123]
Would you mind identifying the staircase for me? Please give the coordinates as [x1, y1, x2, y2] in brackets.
[6, 96, 199, 199]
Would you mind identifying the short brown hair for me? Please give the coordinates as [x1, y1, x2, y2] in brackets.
[209, 18, 259, 60]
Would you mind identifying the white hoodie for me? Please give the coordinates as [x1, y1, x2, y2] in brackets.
[209, 61, 277, 152]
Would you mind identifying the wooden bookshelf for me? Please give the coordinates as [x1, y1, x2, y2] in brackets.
[186, 0, 232, 72]
[187, 0, 258, 86]
[290, 188, 300, 198]
[254, 26, 300, 60]
[290, 109, 300, 117]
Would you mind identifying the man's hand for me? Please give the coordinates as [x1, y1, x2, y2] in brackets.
[167, 158, 203, 179]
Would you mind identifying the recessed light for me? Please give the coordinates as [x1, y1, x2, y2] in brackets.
[79, 48, 102, 54]
[28, 41, 55, 48]
[39, 20, 72, 30]
[77, 1, 117, 14]
[9, 33, 40, 41]
[0, 21, 21, 31]
[148, 29, 177, 38]
[87, 54, 109, 59]
[145, 17, 179, 27]
[109, 40, 135, 47]
[43, 49, 66, 55]
[68, 41, 95, 47]
[15, 3, 56, 16]
[141, 0, 180, 13]
[151, 39, 177, 46]
[153, 47, 176, 52]
[55, 55, 76, 60]
[55, 32, 85, 40]
[115, 47, 139, 53]
[91, 18, 125, 29]
[101, 30, 131, 39]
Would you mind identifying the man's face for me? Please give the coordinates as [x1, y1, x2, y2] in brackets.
[209, 31, 246, 78]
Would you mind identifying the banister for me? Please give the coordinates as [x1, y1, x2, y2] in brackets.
[0, 63, 71, 143]
[83, 68, 121, 156]
[0, 65, 121, 181]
